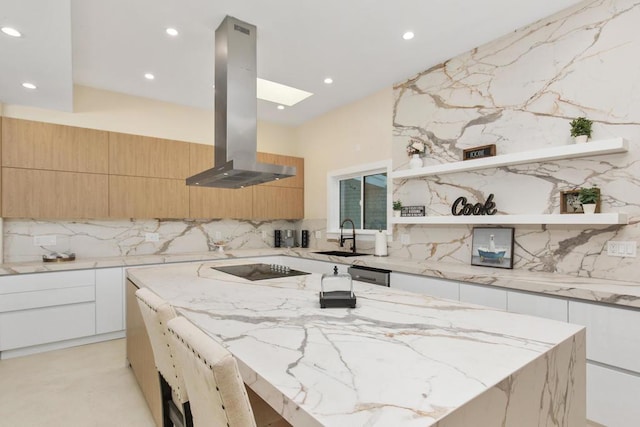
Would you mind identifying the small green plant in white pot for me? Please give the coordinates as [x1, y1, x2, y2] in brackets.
[570, 117, 593, 143]
[578, 186, 600, 214]
[392, 200, 402, 217]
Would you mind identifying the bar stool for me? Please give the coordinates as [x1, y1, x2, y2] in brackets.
[135, 288, 192, 427]
[166, 316, 290, 427]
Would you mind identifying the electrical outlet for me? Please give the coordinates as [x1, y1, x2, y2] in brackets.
[145, 232, 160, 242]
[261, 230, 267, 239]
[315, 231, 322, 239]
[215, 231, 222, 240]
[607, 241, 636, 257]
[34, 235, 57, 246]
[401, 233, 411, 245]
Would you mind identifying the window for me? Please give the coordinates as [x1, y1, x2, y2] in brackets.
[327, 160, 392, 235]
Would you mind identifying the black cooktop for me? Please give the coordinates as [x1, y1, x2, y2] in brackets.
[212, 263, 310, 281]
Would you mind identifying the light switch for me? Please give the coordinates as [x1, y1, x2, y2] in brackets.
[315, 231, 322, 239]
[607, 241, 636, 257]
[401, 234, 410, 245]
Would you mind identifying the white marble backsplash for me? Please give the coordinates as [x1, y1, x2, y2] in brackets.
[3, 218, 303, 263]
[392, 0, 640, 282]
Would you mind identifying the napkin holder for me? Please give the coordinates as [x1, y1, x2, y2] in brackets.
[320, 266, 356, 308]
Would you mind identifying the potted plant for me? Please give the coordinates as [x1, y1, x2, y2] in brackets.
[392, 200, 403, 217]
[578, 186, 600, 214]
[570, 117, 593, 143]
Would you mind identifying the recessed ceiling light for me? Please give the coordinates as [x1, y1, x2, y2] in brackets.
[144, 73, 155, 80]
[277, 105, 285, 110]
[324, 77, 333, 84]
[403, 31, 414, 40]
[22, 82, 36, 90]
[1, 27, 21, 37]
[165, 28, 179, 36]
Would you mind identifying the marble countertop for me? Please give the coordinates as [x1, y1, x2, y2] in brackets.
[1, 247, 639, 309]
[128, 260, 585, 426]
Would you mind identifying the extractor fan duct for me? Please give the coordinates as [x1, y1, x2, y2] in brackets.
[186, 16, 296, 189]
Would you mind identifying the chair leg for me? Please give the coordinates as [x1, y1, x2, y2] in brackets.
[182, 402, 193, 427]
[159, 374, 173, 427]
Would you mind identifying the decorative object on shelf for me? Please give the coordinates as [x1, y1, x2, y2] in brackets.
[471, 227, 514, 269]
[569, 117, 593, 143]
[406, 139, 426, 169]
[560, 190, 584, 214]
[392, 200, 403, 217]
[320, 266, 357, 308]
[578, 186, 601, 214]
[401, 205, 426, 217]
[462, 144, 496, 161]
[451, 194, 497, 216]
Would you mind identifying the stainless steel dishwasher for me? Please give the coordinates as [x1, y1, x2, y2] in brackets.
[348, 265, 391, 287]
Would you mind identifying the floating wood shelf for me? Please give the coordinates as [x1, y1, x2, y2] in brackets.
[390, 213, 629, 226]
[391, 138, 628, 179]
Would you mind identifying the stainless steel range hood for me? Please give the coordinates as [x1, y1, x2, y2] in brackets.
[186, 16, 296, 189]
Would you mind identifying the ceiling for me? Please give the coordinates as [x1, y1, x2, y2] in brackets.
[1, 0, 582, 126]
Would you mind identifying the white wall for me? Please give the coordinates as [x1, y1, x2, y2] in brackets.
[296, 87, 393, 219]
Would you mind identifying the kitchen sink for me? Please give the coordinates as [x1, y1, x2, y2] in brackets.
[313, 250, 370, 257]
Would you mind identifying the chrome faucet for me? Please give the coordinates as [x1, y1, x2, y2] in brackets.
[339, 218, 356, 253]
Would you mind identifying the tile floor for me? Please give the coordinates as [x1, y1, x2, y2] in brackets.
[0, 338, 155, 426]
[0, 338, 604, 427]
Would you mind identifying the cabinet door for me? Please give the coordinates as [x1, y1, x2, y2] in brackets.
[188, 143, 253, 219]
[586, 362, 640, 427]
[391, 272, 459, 300]
[109, 132, 190, 179]
[253, 186, 303, 219]
[506, 291, 567, 322]
[2, 168, 109, 218]
[109, 175, 189, 218]
[96, 268, 124, 334]
[568, 301, 640, 373]
[459, 283, 507, 310]
[257, 152, 304, 188]
[126, 279, 163, 427]
[1, 117, 109, 173]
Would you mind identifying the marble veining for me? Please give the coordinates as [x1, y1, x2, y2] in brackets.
[128, 260, 585, 426]
[392, 0, 640, 283]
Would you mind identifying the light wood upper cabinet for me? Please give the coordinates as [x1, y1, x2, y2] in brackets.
[257, 152, 304, 188]
[109, 175, 189, 219]
[189, 143, 214, 175]
[2, 168, 109, 218]
[109, 132, 190, 179]
[253, 187, 303, 219]
[2, 117, 109, 173]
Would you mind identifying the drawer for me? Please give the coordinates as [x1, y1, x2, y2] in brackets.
[507, 291, 568, 322]
[459, 283, 507, 310]
[391, 272, 459, 300]
[586, 363, 640, 427]
[0, 302, 96, 351]
[0, 285, 95, 313]
[0, 270, 95, 294]
[569, 301, 640, 373]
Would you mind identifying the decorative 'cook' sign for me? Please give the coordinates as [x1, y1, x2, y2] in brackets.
[451, 194, 497, 216]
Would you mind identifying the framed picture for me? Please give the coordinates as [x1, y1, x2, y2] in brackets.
[471, 227, 514, 269]
[560, 189, 600, 214]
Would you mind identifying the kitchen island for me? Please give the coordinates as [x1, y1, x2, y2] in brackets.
[127, 260, 585, 427]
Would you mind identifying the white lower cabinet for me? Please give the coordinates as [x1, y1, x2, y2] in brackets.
[568, 300, 640, 373]
[95, 268, 124, 334]
[0, 303, 95, 351]
[586, 362, 640, 427]
[506, 290, 568, 322]
[459, 283, 507, 310]
[391, 272, 459, 300]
